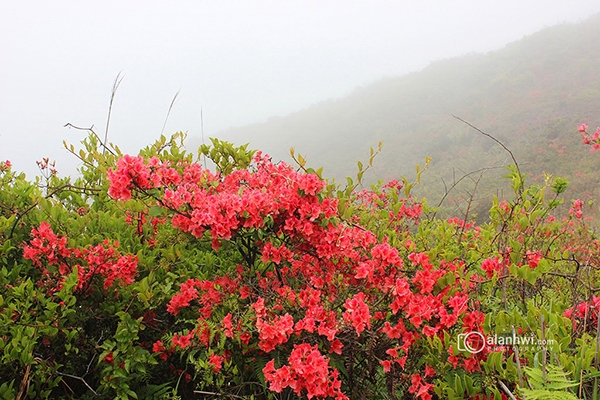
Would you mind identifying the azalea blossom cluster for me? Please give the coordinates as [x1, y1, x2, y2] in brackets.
[23, 221, 138, 292]
[569, 199, 584, 219]
[479, 250, 543, 280]
[353, 179, 424, 227]
[0, 159, 11, 173]
[578, 123, 600, 150]
[106, 152, 489, 399]
[108, 152, 335, 250]
[564, 296, 600, 323]
[480, 257, 502, 279]
[263, 343, 347, 399]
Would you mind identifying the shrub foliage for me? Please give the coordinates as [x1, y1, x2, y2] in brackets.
[0, 129, 599, 399]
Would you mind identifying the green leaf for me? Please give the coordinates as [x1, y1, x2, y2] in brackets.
[148, 205, 164, 217]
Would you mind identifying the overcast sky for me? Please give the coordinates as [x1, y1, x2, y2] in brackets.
[2, 1, 599, 178]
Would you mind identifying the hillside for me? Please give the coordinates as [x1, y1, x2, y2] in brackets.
[192, 13, 600, 220]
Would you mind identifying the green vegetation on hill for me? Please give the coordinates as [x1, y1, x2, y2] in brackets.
[212, 13, 600, 220]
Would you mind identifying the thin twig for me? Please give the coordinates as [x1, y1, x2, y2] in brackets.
[193, 390, 246, 399]
[458, 171, 484, 241]
[579, 305, 589, 398]
[64, 123, 95, 131]
[104, 72, 124, 155]
[16, 364, 30, 400]
[432, 165, 502, 219]
[56, 372, 98, 396]
[512, 326, 524, 387]
[161, 90, 180, 135]
[540, 314, 547, 381]
[497, 380, 518, 400]
[64, 122, 116, 157]
[594, 319, 600, 400]
[56, 353, 98, 395]
[201, 105, 207, 169]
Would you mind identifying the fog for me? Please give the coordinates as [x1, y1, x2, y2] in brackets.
[1, 0, 599, 178]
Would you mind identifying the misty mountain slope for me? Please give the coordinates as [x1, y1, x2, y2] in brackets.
[192, 13, 600, 218]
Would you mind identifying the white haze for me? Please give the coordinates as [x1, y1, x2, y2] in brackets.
[1, 0, 599, 178]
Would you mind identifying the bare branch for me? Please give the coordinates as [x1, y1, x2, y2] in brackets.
[64, 121, 116, 157]
[56, 371, 98, 396]
[453, 115, 523, 197]
[64, 123, 95, 132]
[431, 164, 504, 219]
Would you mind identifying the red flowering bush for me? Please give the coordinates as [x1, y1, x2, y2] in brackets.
[103, 145, 488, 398]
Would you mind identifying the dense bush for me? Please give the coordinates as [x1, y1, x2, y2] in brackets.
[0, 129, 599, 399]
